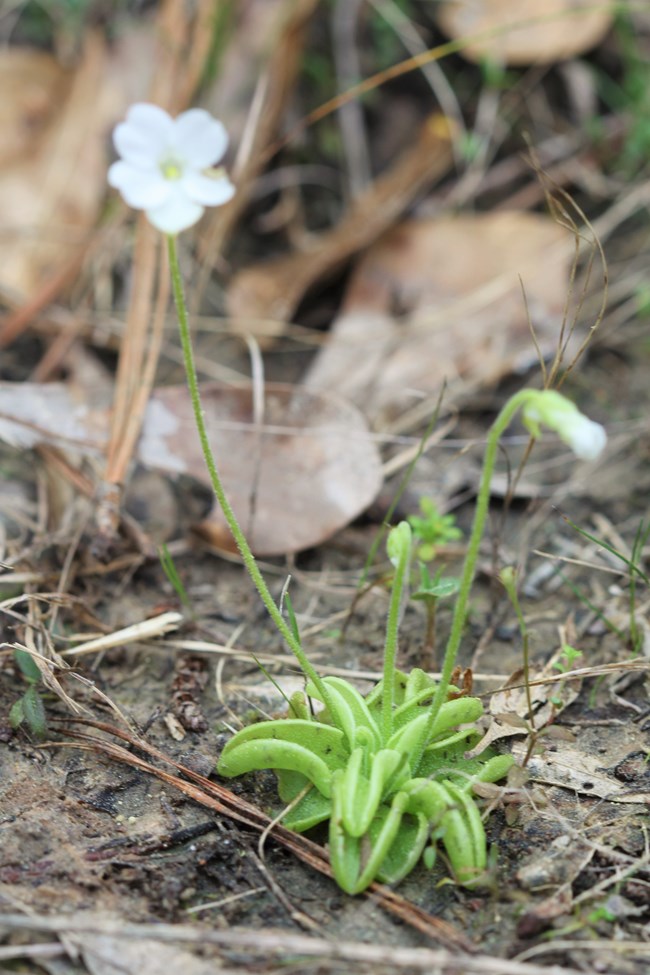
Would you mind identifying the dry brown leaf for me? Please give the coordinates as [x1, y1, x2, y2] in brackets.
[305, 211, 574, 423]
[512, 729, 650, 804]
[77, 932, 221, 975]
[0, 49, 71, 168]
[0, 380, 382, 556]
[0, 382, 108, 451]
[434, 0, 614, 65]
[516, 885, 575, 938]
[0, 33, 108, 300]
[467, 648, 581, 757]
[145, 384, 383, 555]
[0, 30, 151, 303]
[226, 115, 455, 342]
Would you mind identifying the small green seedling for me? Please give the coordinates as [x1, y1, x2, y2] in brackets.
[10, 649, 47, 738]
[405, 498, 462, 667]
[553, 643, 583, 674]
[408, 497, 462, 564]
[549, 645, 584, 708]
[411, 563, 460, 671]
[159, 543, 193, 613]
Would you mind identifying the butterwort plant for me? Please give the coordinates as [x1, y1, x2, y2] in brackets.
[108, 103, 608, 893]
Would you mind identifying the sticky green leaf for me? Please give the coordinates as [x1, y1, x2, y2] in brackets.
[341, 747, 406, 837]
[438, 781, 487, 886]
[217, 719, 349, 797]
[276, 769, 333, 831]
[329, 770, 362, 894]
[377, 810, 430, 886]
[307, 676, 381, 751]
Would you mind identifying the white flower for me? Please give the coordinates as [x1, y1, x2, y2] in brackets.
[559, 411, 607, 460]
[108, 103, 235, 234]
[522, 390, 607, 461]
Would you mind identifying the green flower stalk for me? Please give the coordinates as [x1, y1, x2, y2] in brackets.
[412, 387, 606, 768]
[167, 234, 336, 714]
[382, 521, 412, 740]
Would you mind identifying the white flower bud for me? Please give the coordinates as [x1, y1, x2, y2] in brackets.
[522, 390, 606, 461]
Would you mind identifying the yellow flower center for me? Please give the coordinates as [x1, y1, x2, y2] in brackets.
[161, 159, 183, 180]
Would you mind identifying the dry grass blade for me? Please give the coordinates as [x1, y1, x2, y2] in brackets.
[153, 0, 218, 112]
[50, 717, 474, 952]
[488, 657, 650, 695]
[61, 612, 183, 657]
[96, 221, 165, 548]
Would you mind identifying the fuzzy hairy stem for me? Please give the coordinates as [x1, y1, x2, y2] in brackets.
[167, 235, 333, 709]
[412, 389, 536, 769]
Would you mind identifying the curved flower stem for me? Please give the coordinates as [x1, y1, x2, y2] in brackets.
[167, 235, 333, 709]
[412, 389, 536, 769]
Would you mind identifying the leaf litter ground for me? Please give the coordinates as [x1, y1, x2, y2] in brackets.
[2, 2, 650, 971]
[1, 340, 649, 975]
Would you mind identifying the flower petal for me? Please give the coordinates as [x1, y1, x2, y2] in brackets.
[114, 103, 174, 166]
[562, 416, 607, 461]
[171, 109, 229, 167]
[145, 186, 204, 234]
[108, 161, 172, 208]
[522, 390, 606, 462]
[181, 170, 236, 206]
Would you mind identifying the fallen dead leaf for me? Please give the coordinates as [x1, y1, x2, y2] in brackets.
[305, 210, 575, 423]
[76, 932, 222, 975]
[0, 48, 71, 168]
[467, 648, 581, 757]
[0, 33, 108, 301]
[516, 839, 592, 936]
[516, 884, 575, 938]
[0, 380, 382, 556]
[434, 0, 614, 65]
[146, 383, 383, 555]
[0, 381, 107, 451]
[0, 29, 151, 303]
[511, 734, 650, 804]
